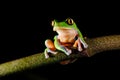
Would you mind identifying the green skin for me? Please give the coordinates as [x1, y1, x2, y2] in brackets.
[44, 18, 88, 58]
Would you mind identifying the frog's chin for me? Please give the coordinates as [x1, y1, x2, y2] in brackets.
[53, 27, 71, 31]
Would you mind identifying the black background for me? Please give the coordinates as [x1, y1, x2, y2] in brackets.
[0, 2, 120, 80]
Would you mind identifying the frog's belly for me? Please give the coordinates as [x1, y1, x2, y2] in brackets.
[58, 35, 76, 43]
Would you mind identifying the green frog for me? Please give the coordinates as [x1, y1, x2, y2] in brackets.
[44, 18, 88, 59]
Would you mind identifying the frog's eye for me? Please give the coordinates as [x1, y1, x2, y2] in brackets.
[66, 18, 74, 25]
[51, 20, 55, 27]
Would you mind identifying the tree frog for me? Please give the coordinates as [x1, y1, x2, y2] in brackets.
[44, 18, 88, 58]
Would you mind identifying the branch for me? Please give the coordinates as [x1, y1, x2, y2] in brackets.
[0, 35, 120, 77]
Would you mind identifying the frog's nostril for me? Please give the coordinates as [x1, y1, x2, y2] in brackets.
[51, 20, 55, 27]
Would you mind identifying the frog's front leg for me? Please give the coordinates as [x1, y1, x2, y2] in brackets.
[44, 39, 57, 58]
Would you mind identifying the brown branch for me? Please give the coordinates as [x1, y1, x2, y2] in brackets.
[86, 35, 120, 56]
[0, 35, 120, 77]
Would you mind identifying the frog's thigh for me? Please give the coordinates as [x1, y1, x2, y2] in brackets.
[45, 39, 56, 51]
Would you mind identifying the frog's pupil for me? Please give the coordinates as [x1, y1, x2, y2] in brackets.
[67, 18, 73, 25]
[69, 19, 72, 24]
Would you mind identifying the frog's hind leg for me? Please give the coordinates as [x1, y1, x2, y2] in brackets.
[73, 38, 83, 52]
[74, 38, 89, 56]
[54, 36, 72, 56]
[44, 39, 57, 58]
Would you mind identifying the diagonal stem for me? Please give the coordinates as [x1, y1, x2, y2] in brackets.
[0, 35, 120, 77]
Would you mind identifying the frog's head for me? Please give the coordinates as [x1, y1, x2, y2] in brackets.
[51, 18, 78, 31]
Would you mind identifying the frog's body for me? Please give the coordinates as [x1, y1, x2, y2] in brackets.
[44, 18, 88, 58]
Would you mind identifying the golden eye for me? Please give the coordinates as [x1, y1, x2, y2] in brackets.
[66, 18, 74, 25]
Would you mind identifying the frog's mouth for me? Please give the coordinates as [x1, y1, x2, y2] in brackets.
[53, 27, 71, 31]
